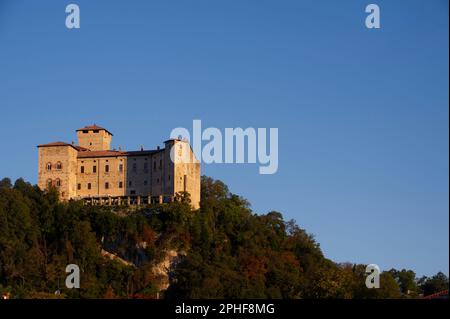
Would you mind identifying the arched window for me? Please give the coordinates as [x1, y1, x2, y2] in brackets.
[56, 162, 62, 170]
[46, 163, 52, 171]
[47, 179, 52, 188]
[55, 178, 61, 187]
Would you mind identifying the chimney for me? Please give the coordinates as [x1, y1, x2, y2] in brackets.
[140, 145, 144, 151]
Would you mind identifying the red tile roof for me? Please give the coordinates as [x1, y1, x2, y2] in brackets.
[38, 142, 91, 151]
[125, 150, 162, 156]
[76, 124, 113, 136]
[38, 141, 71, 147]
[74, 145, 90, 151]
[77, 149, 162, 158]
[77, 150, 126, 158]
[37, 142, 82, 151]
[37, 141, 164, 158]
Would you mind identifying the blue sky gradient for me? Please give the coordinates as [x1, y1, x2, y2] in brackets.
[0, 0, 448, 276]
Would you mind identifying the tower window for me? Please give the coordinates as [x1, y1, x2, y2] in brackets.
[55, 179, 61, 187]
[47, 179, 52, 188]
[56, 162, 62, 170]
[119, 164, 123, 172]
[93, 165, 97, 173]
[87, 183, 91, 190]
[46, 163, 52, 171]
[105, 182, 109, 189]
[80, 166, 85, 173]
[105, 165, 109, 173]
[77, 184, 81, 190]
[119, 181, 123, 189]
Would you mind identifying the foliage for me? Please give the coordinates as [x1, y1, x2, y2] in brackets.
[0, 176, 446, 299]
[418, 272, 449, 297]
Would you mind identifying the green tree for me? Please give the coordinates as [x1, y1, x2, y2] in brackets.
[389, 268, 418, 297]
[419, 272, 449, 296]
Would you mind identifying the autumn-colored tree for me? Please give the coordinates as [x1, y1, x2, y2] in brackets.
[0, 175, 432, 299]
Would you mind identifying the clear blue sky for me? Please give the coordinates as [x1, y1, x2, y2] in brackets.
[0, 0, 448, 277]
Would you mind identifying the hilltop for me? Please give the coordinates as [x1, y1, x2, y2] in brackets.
[0, 176, 447, 298]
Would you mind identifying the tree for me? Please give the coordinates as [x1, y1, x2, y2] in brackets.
[389, 268, 418, 296]
[0, 176, 434, 299]
[0, 178, 12, 189]
[377, 272, 402, 299]
[419, 272, 449, 296]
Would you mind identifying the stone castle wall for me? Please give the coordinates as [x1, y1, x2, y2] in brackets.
[37, 126, 201, 209]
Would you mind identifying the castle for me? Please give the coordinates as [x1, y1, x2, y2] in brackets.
[37, 125, 201, 209]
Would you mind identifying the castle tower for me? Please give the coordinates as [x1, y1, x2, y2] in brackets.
[37, 142, 78, 201]
[164, 139, 201, 209]
[76, 125, 113, 151]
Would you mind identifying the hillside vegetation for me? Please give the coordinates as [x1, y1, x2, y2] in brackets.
[0, 176, 447, 299]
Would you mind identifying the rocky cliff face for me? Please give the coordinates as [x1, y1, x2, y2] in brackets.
[102, 236, 185, 296]
[151, 250, 185, 292]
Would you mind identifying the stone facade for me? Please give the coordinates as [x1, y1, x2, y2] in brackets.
[37, 125, 200, 209]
